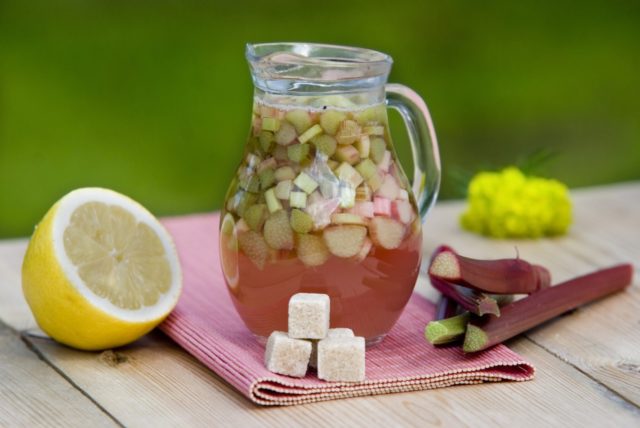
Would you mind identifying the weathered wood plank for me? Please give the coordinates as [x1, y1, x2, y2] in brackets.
[419, 183, 640, 406]
[0, 322, 118, 427]
[0, 239, 34, 330]
[23, 331, 640, 427]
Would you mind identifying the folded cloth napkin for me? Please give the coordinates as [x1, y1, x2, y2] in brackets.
[160, 213, 534, 406]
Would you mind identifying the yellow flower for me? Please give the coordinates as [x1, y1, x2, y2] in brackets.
[460, 167, 572, 238]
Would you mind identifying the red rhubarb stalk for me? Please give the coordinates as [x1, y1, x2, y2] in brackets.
[430, 275, 501, 317]
[429, 248, 551, 294]
[435, 295, 458, 320]
[463, 264, 633, 353]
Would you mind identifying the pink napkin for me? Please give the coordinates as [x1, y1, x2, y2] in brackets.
[159, 213, 534, 406]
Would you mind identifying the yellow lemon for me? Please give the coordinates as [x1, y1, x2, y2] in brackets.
[219, 213, 239, 292]
[22, 188, 182, 350]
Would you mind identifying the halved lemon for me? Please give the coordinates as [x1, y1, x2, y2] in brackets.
[22, 188, 182, 350]
[219, 212, 239, 292]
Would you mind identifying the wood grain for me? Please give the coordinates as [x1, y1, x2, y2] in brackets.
[0, 322, 117, 427]
[0, 239, 33, 330]
[23, 331, 640, 427]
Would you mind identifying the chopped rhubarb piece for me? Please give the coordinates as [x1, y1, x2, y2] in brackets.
[378, 150, 392, 172]
[245, 153, 261, 169]
[312, 134, 337, 157]
[355, 184, 373, 202]
[363, 125, 385, 136]
[373, 197, 391, 216]
[260, 105, 277, 118]
[354, 105, 386, 125]
[274, 180, 292, 200]
[296, 234, 330, 267]
[287, 143, 310, 163]
[259, 168, 276, 190]
[298, 124, 323, 144]
[306, 198, 340, 230]
[392, 200, 414, 224]
[235, 218, 250, 234]
[335, 145, 360, 165]
[369, 217, 405, 249]
[273, 145, 288, 162]
[294, 172, 319, 194]
[425, 312, 470, 345]
[289, 191, 307, 209]
[264, 188, 283, 213]
[331, 213, 366, 225]
[238, 174, 260, 193]
[257, 157, 277, 173]
[275, 121, 297, 145]
[349, 201, 374, 218]
[463, 264, 634, 352]
[429, 249, 551, 294]
[320, 181, 339, 199]
[339, 186, 356, 208]
[354, 237, 373, 261]
[376, 175, 400, 200]
[252, 116, 262, 136]
[370, 137, 386, 164]
[259, 131, 274, 153]
[238, 230, 269, 269]
[355, 134, 370, 158]
[398, 189, 409, 200]
[234, 191, 258, 217]
[262, 117, 280, 132]
[243, 203, 268, 232]
[355, 159, 377, 180]
[336, 120, 361, 145]
[367, 170, 384, 192]
[323, 225, 367, 258]
[320, 110, 347, 135]
[274, 166, 296, 181]
[336, 162, 364, 188]
[327, 159, 339, 170]
[290, 209, 313, 234]
[285, 109, 312, 134]
[264, 210, 294, 250]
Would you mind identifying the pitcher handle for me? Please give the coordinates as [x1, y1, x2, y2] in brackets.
[385, 84, 441, 221]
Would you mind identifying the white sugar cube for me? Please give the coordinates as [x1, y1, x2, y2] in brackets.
[288, 293, 330, 339]
[317, 336, 365, 382]
[309, 328, 354, 369]
[264, 331, 312, 378]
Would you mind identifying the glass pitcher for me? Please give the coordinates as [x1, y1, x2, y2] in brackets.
[219, 43, 440, 345]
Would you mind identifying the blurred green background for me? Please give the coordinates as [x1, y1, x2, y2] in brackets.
[1, 0, 638, 238]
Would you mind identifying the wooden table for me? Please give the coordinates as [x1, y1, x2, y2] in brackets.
[1, 182, 639, 427]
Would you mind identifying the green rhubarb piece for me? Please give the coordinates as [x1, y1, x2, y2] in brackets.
[296, 234, 330, 267]
[339, 186, 356, 208]
[274, 180, 292, 200]
[363, 125, 385, 136]
[275, 121, 297, 145]
[298, 124, 323, 144]
[294, 172, 319, 194]
[312, 134, 337, 157]
[264, 210, 294, 250]
[336, 162, 364, 188]
[336, 120, 361, 145]
[354, 105, 387, 125]
[327, 159, 339, 170]
[239, 174, 260, 193]
[285, 109, 312, 134]
[289, 191, 307, 209]
[265, 188, 283, 213]
[319, 110, 347, 135]
[370, 137, 386, 164]
[259, 131, 274, 153]
[235, 191, 258, 218]
[275, 166, 296, 181]
[367, 170, 384, 192]
[425, 313, 471, 345]
[273, 145, 288, 162]
[238, 230, 269, 269]
[355, 135, 370, 158]
[259, 168, 276, 190]
[355, 159, 377, 180]
[335, 145, 360, 165]
[287, 143, 310, 163]
[262, 117, 280, 132]
[243, 203, 268, 232]
[290, 209, 313, 234]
